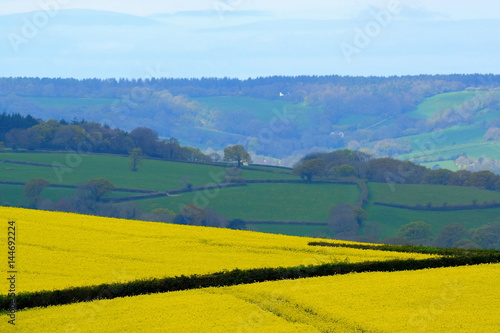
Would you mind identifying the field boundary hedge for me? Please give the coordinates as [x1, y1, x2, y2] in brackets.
[0, 159, 73, 168]
[374, 201, 500, 211]
[0, 181, 157, 194]
[246, 220, 326, 226]
[102, 183, 247, 203]
[2, 244, 498, 311]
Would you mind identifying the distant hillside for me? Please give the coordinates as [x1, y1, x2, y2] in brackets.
[1, 75, 499, 170]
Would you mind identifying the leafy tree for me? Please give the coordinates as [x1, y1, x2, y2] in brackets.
[223, 145, 252, 167]
[293, 158, 326, 182]
[367, 158, 427, 184]
[465, 170, 499, 190]
[172, 214, 193, 225]
[330, 164, 358, 178]
[434, 223, 467, 248]
[421, 169, 454, 185]
[470, 222, 500, 249]
[328, 203, 359, 239]
[129, 148, 143, 172]
[228, 219, 247, 230]
[396, 221, 433, 244]
[129, 127, 159, 156]
[353, 206, 369, 224]
[24, 178, 50, 202]
[83, 178, 115, 201]
[149, 208, 176, 223]
[158, 138, 181, 160]
[452, 239, 481, 249]
[180, 204, 207, 226]
[448, 170, 472, 186]
[51, 125, 86, 150]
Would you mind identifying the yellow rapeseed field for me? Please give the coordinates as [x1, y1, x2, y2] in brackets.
[7, 264, 499, 332]
[0, 207, 433, 293]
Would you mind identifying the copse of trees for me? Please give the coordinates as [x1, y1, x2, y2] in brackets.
[293, 149, 500, 191]
[1, 117, 214, 164]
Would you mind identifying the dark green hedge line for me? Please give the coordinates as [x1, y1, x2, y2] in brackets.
[308, 241, 500, 256]
[2, 253, 499, 312]
[374, 201, 500, 211]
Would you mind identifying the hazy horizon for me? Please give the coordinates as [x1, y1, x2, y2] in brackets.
[1, 1, 499, 79]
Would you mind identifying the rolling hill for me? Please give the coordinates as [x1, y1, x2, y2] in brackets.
[0, 207, 431, 293]
[1, 152, 500, 242]
[0, 207, 498, 332]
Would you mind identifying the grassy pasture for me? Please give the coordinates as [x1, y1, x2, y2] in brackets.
[369, 183, 500, 206]
[366, 204, 500, 239]
[409, 91, 488, 118]
[133, 183, 360, 222]
[193, 96, 319, 130]
[0, 153, 296, 191]
[398, 141, 500, 161]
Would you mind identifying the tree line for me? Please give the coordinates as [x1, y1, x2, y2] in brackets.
[2, 74, 500, 99]
[0, 117, 216, 163]
[293, 149, 500, 191]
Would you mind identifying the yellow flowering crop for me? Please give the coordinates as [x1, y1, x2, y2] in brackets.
[6, 264, 499, 332]
[0, 207, 433, 293]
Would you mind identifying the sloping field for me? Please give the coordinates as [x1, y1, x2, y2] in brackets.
[409, 91, 488, 118]
[136, 183, 360, 222]
[9, 263, 499, 332]
[0, 207, 432, 293]
[369, 183, 500, 206]
[0, 152, 296, 191]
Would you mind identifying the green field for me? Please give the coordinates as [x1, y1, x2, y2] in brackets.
[0, 153, 296, 191]
[404, 125, 486, 151]
[1, 152, 499, 240]
[365, 182, 500, 238]
[369, 183, 500, 206]
[0, 184, 74, 206]
[409, 91, 488, 118]
[0, 184, 137, 207]
[132, 183, 360, 222]
[366, 204, 500, 239]
[193, 96, 319, 131]
[398, 141, 500, 161]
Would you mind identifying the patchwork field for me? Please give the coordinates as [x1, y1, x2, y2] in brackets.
[1, 207, 499, 332]
[5, 257, 500, 331]
[0, 207, 431, 294]
[136, 182, 360, 222]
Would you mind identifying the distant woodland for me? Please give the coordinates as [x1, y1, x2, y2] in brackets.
[1, 74, 500, 163]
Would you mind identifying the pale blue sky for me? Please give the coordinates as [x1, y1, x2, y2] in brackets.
[2, 0, 500, 19]
[0, 1, 499, 78]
